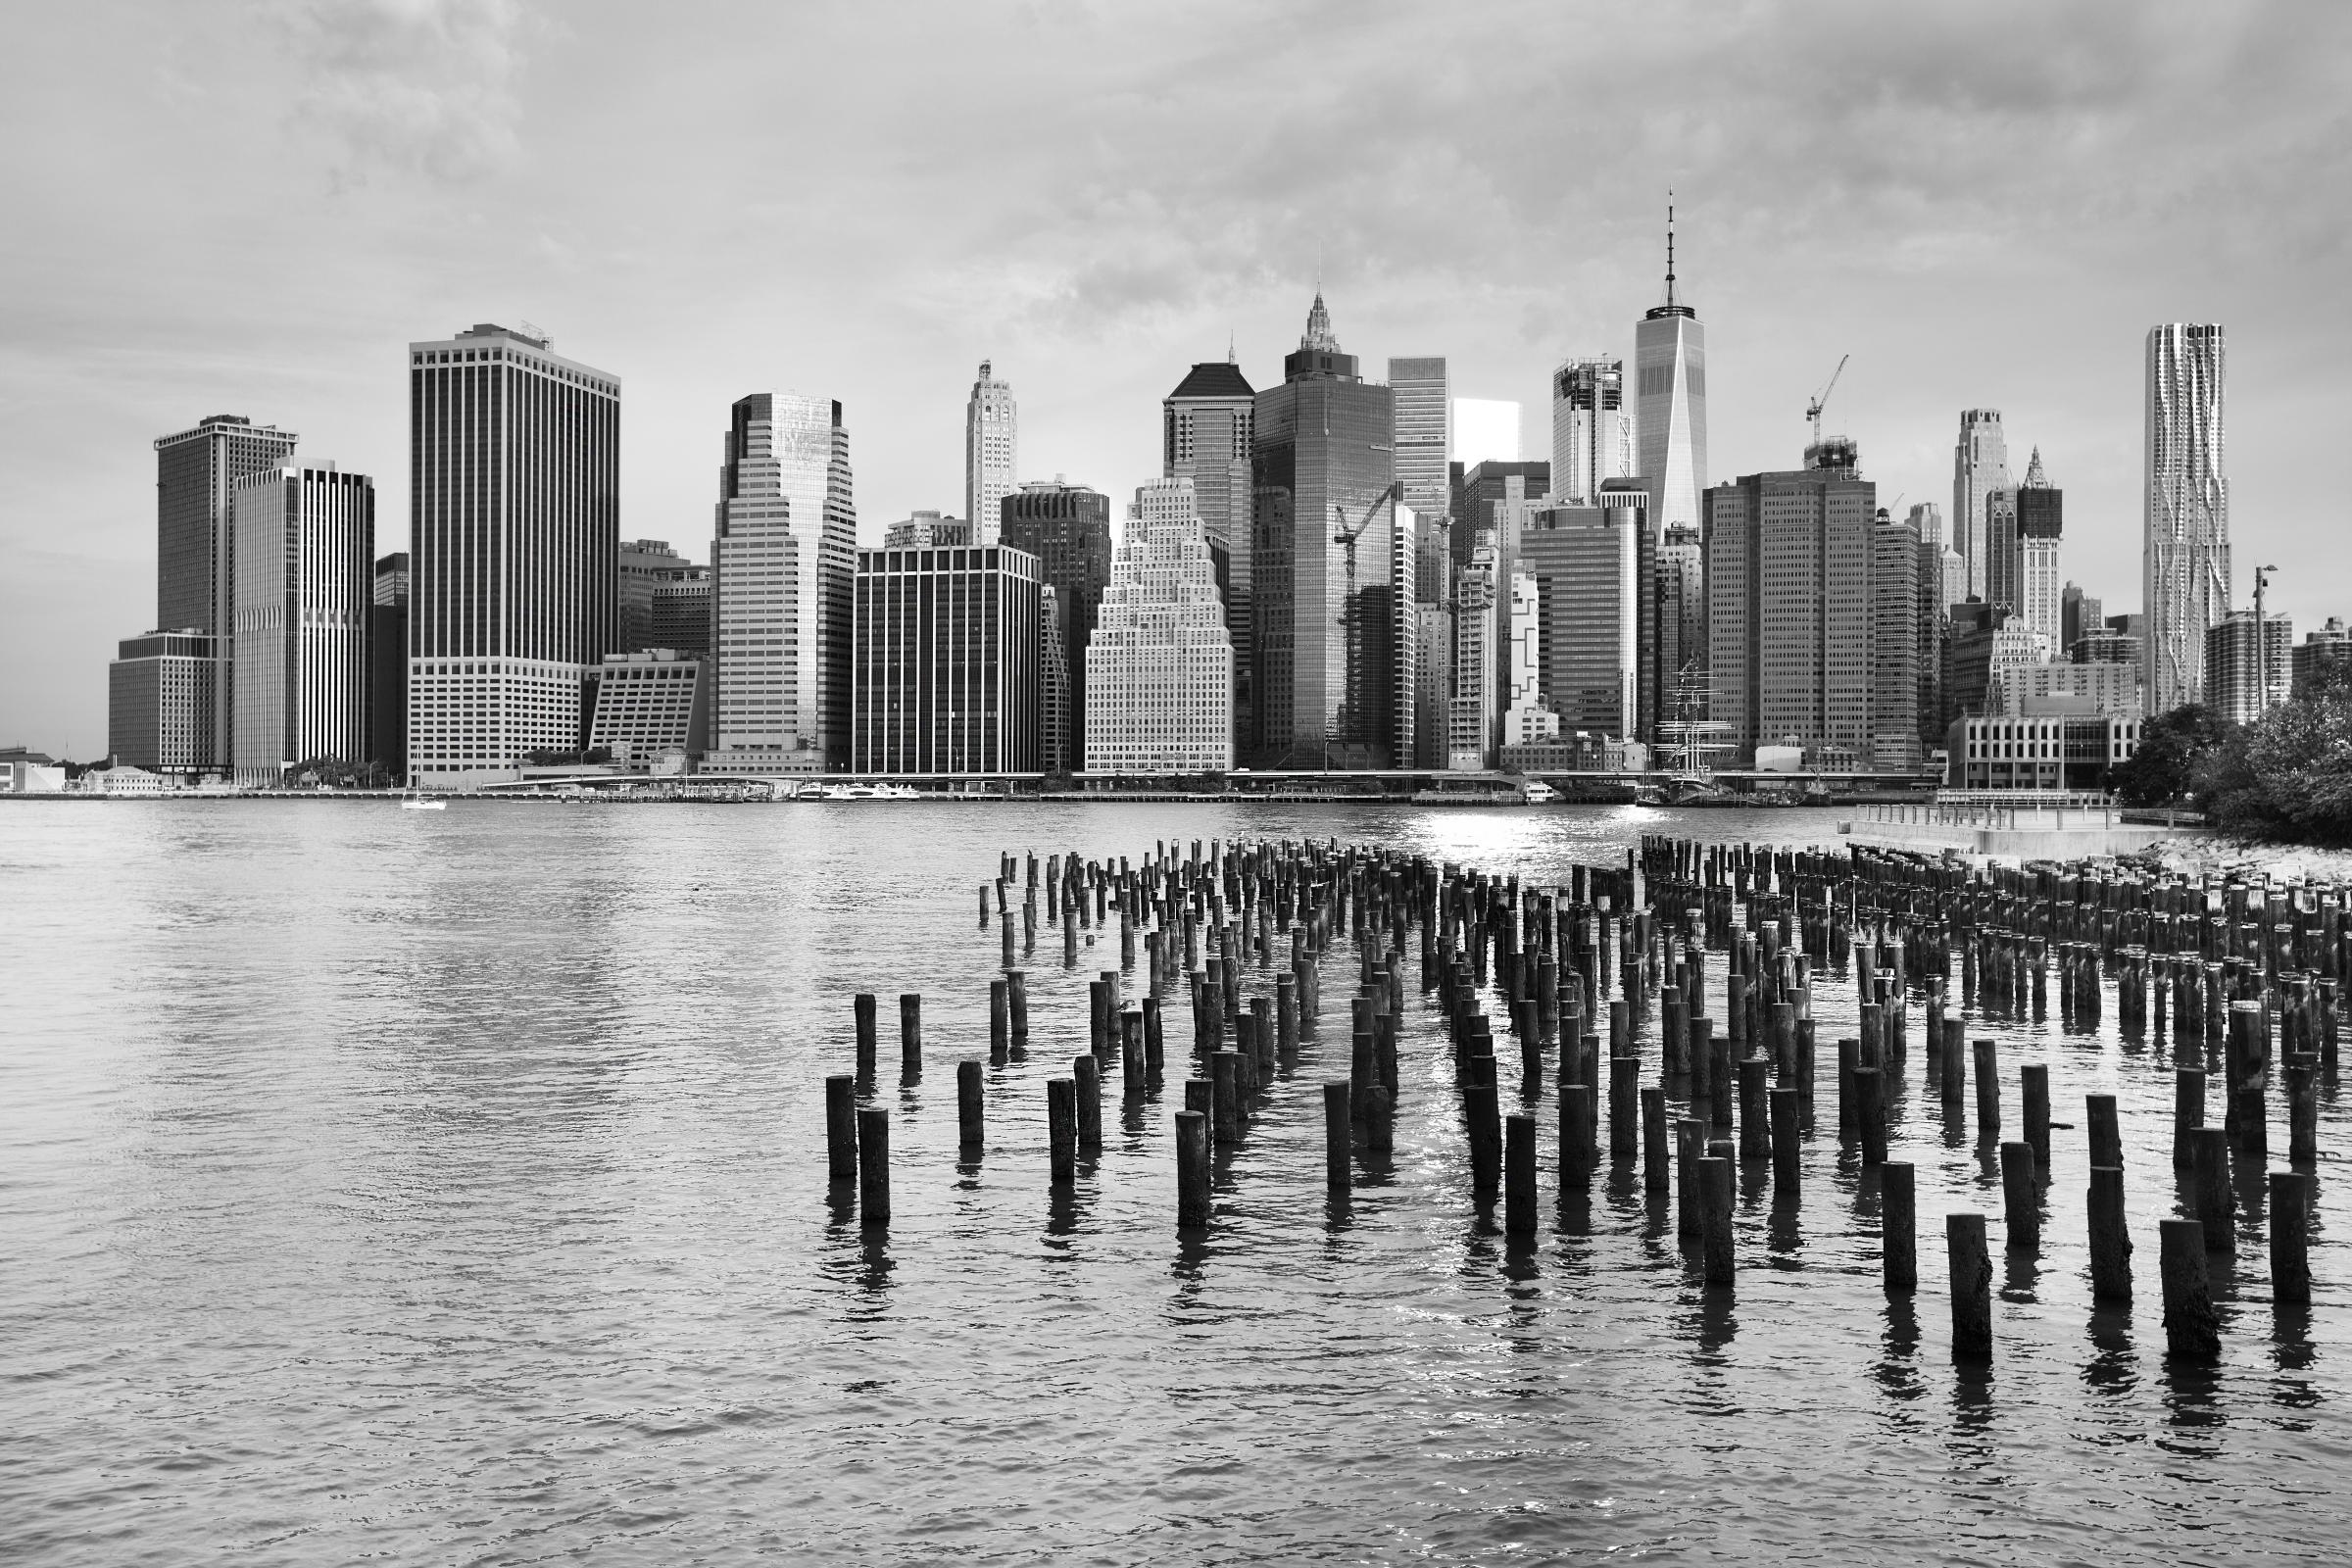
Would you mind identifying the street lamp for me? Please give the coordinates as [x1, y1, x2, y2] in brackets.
[2254, 563, 2279, 716]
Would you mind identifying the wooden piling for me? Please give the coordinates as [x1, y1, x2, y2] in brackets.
[2087, 1093, 2122, 1169]
[1642, 1086, 1669, 1192]
[1856, 1066, 1887, 1166]
[2190, 1126, 2233, 1252]
[855, 992, 878, 1080]
[1048, 1078, 1077, 1183]
[900, 993, 923, 1081]
[1771, 1087, 1799, 1190]
[956, 1059, 984, 1149]
[2088, 1165, 2131, 1301]
[857, 1105, 890, 1224]
[2174, 1068, 2204, 1168]
[1467, 1054, 1502, 1204]
[1561, 1083, 1594, 1188]
[1883, 1160, 1916, 1292]
[1073, 1055, 1102, 1147]
[1210, 1052, 1241, 1146]
[826, 1074, 858, 1180]
[1175, 1109, 1209, 1228]
[1611, 1054, 1641, 1157]
[1700, 1156, 1735, 1284]
[2158, 1218, 2221, 1358]
[1506, 1112, 1538, 1235]
[2000, 1141, 2038, 1250]
[1946, 1212, 1992, 1357]
[1323, 1081, 1351, 1196]
[1676, 1118, 1705, 1236]
[1973, 1038, 1999, 1139]
[2021, 1062, 2049, 1176]
[2271, 1170, 2312, 1304]
[990, 978, 1009, 1064]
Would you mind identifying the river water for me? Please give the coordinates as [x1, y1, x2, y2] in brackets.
[2, 800, 2344, 1565]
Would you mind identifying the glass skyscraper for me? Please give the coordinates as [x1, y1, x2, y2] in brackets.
[2144, 323, 2229, 715]
[712, 392, 857, 772]
[407, 323, 618, 785]
[1636, 206, 1707, 537]
[1250, 292, 1405, 768]
[1549, 357, 1630, 506]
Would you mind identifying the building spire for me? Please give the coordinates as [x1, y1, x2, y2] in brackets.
[1664, 189, 1678, 311]
[2024, 445, 2048, 488]
[1227, 328, 1236, 365]
[1301, 288, 1338, 352]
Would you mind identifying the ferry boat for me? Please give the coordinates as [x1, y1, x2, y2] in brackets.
[398, 792, 446, 811]
[815, 781, 918, 801]
[1520, 780, 1559, 804]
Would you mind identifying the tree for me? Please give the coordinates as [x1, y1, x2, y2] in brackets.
[2198, 681, 2352, 846]
[2106, 704, 2231, 807]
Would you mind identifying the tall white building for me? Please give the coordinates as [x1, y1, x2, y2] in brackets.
[1084, 478, 1232, 774]
[1389, 357, 1451, 525]
[1448, 535, 1499, 769]
[1636, 202, 1707, 535]
[2145, 323, 2230, 714]
[1499, 569, 1557, 747]
[230, 465, 373, 785]
[407, 323, 618, 787]
[2019, 450, 2065, 646]
[965, 360, 1016, 546]
[1549, 357, 1631, 505]
[712, 392, 857, 772]
[1952, 408, 2010, 601]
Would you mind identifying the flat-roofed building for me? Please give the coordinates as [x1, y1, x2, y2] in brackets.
[2204, 609, 2292, 725]
[230, 465, 373, 786]
[1944, 710, 2141, 790]
[2291, 617, 2352, 696]
[108, 630, 220, 780]
[1003, 479, 1112, 770]
[853, 543, 1040, 776]
[408, 323, 618, 787]
[587, 649, 708, 765]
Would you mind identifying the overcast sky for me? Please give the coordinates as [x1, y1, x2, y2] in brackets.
[3, 0, 2347, 757]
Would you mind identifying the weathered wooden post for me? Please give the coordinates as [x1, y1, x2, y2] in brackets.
[826, 1074, 858, 1181]
[2088, 1165, 2131, 1301]
[855, 992, 878, 1080]
[1560, 1083, 1594, 1188]
[1048, 1079, 1077, 1183]
[1642, 1086, 1670, 1193]
[2159, 1219, 2222, 1358]
[1323, 1081, 1351, 1196]
[858, 1106, 890, 1225]
[2190, 1126, 2233, 1252]
[2087, 1093, 2122, 1169]
[1947, 1212, 1992, 1358]
[1073, 1054, 1102, 1147]
[1856, 1066, 1886, 1166]
[1700, 1156, 1735, 1284]
[2174, 1068, 2204, 1168]
[900, 993, 923, 1082]
[2021, 1063, 2049, 1176]
[1175, 1109, 1209, 1228]
[956, 1059, 984, 1150]
[1973, 1038, 1999, 1139]
[1612, 1054, 1641, 1157]
[1467, 1054, 1502, 1205]
[2000, 1141, 2039, 1250]
[1210, 1052, 1240, 1146]
[1883, 1160, 1916, 1292]
[1771, 1087, 1800, 1190]
[1739, 1055, 1771, 1161]
[990, 978, 1009, 1064]
[2271, 1170, 2312, 1304]
[1005, 973, 1028, 1054]
[1505, 1112, 1538, 1235]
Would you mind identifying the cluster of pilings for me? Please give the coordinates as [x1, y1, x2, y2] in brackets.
[824, 834, 2332, 1361]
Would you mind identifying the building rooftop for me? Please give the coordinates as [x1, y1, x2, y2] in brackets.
[1168, 362, 1255, 401]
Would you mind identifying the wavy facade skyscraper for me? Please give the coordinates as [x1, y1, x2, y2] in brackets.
[1635, 204, 1706, 537]
[2144, 323, 2229, 715]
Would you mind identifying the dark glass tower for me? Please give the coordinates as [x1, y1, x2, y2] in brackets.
[1000, 478, 1111, 771]
[1250, 293, 1402, 768]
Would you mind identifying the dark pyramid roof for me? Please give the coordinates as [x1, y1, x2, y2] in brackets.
[1167, 361, 1255, 401]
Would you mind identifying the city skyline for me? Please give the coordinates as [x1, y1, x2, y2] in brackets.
[4, 2, 2350, 755]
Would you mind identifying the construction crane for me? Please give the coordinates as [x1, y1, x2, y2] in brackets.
[1332, 481, 1403, 605]
[1806, 354, 1849, 449]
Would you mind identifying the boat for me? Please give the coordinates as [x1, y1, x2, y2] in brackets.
[1520, 780, 1559, 804]
[1411, 786, 1529, 807]
[1631, 783, 1668, 808]
[398, 792, 446, 811]
[815, 781, 918, 801]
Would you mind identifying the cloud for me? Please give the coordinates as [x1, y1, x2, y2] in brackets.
[269, 0, 532, 188]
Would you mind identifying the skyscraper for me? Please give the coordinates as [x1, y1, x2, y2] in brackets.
[108, 631, 219, 780]
[711, 392, 857, 772]
[1636, 201, 1707, 536]
[2015, 449, 2064, 645]
[2145, 323, 2229, 714]
[1516, 483, 1652, 740]
[1448, 535, 1498, 770]
[1705, 439, 1876, 765]
[1388, 357, 1450, 523]
[407, 324, 618, 786]
[619, 539, 696, 654]
[852, 541, 1040, 776]
[1250, 291, 1406, 768]
[1952, 409, 2009, 602]
[1084, 478, 1233, 774]
[2203, 609, 2290, 725]
[230, 465, 374, 785]
[1870, 508, 1922, 769]
[152, 414, 300, 766]
[1164, 358, 1258, 738]
[1002, 478, 1112, 771]
[1655, 521, 1706, 717]
[1449, 461, 1550, 585]
[1913, 505, 1950, 752]
[370, 552, 409, 778]
[1549, 357, 1631, 505]
[965, 360, 1016, 547]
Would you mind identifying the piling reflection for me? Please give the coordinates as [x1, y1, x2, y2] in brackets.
[1877, 1296, 1922, 1401]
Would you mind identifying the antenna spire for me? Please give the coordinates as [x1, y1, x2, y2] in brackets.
[1664, 189, 1678, 310]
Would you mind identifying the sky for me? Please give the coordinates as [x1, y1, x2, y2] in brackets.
[2, 0, 2348, 758]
